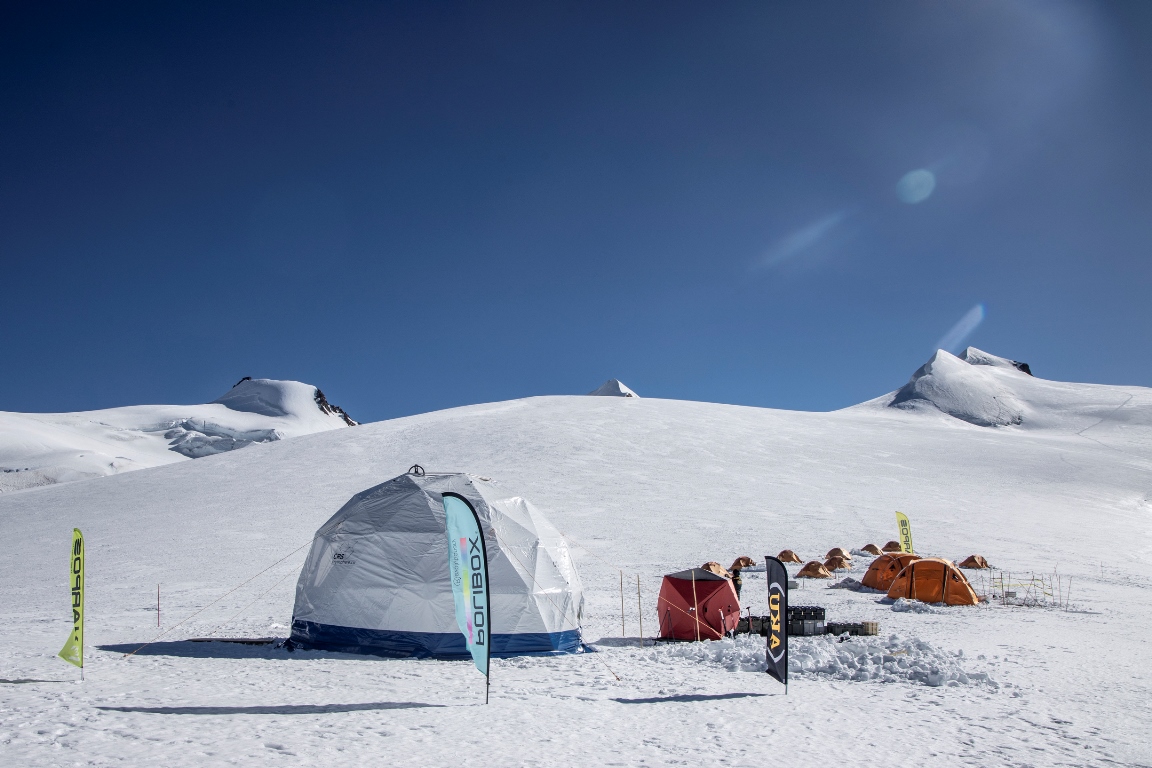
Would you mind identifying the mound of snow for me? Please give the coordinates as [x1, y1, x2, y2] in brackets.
[857, 347, 1152, 433]
[890, 597, 952, 614]
[651, 634, 995, 687]
[0, 378, 354, 492]
[588, 379, 639, 397]
[890, 349, 1027, 427]
[790, 634, 997, 688]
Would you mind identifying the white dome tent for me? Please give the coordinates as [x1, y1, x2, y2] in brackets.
[290, 469, 584, 658]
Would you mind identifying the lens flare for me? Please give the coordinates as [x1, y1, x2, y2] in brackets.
[935, 304, 986, 353]
[897, 169, 936, 204]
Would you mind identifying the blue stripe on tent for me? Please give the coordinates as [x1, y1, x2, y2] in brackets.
[289, 620, 583, 659]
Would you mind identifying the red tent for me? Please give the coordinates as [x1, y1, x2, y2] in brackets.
[656, 568, 740, 641]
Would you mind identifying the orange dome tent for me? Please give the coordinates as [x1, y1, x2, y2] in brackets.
[959, 555, 990, 569]
[860, 544, 883, 556]
[825, 547, 852, 560]
[886, 558, 979, 606]
[797, 561, 832, 578]
[824, 556, 851, 571]
[730, 556, 757, 571]
[777, 550, 803, 564]
[882, 541, 903, 553]
[700, 561, 732, 578]
[861, 553, 921, 591]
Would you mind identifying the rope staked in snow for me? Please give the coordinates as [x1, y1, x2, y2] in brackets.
[121, 537, 319, 659]
[202, 553, 309, 638]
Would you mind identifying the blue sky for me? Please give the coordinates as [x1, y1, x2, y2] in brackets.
[2, 1, 1150, 423]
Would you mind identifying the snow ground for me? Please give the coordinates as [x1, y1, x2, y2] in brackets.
[1, 352, 1150, 766]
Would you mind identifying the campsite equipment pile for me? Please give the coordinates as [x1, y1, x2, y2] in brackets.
[825, 621, 879, 637]
[786, 605, 826, 636]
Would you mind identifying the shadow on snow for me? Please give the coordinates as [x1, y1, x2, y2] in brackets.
[96, 701, 443, 715]
[96, 641, 378, 661]
[612, 692, 768, 704]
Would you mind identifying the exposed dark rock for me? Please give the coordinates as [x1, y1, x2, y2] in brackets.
[314, 389, 358, 426]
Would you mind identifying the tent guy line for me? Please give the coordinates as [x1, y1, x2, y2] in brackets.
[122, 536, 320, 659]
[201, 554, 310, 640]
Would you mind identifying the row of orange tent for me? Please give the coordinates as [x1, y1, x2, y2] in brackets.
[784, 548, 989, 606]
[862, 553, 980, 605]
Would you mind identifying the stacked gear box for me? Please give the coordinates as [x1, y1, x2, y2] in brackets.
[786, 605, 825, 636]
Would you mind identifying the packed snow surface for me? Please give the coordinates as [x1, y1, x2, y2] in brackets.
[0, 379, 353, 492]
[1, 351, 1150, 766]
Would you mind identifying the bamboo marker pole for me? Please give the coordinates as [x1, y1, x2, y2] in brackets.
[619, 571, 625, 638]
[157, 584, 160, 627]
[635, 574, 644, 648]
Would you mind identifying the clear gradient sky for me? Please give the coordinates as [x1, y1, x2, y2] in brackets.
[2, 1, 1150, 423]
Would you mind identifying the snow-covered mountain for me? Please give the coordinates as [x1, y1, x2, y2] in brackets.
[1, 352, 1149, 765]
[0, 378, 355, 492]
[854, 346, 1152, 434]
[588, 379, 639, 397]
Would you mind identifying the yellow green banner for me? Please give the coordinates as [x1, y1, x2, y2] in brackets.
[58, 528, 84, 670]
[895, 512, 914, 554]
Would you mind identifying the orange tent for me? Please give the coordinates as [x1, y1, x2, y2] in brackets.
[825, 547, 852, 560]
[881, 540, 903, 552]
[861, 553, 921, 591]
[777, 549, 803, 564]
[730, 556, 757, 571]
[959, 555, 990, 569]
[824, 556, 851, 571]
[797, 561, 832, 578]
[886, 558, 979, 606]
[700, 561, 731, 578]
[860, 543, 883, 556]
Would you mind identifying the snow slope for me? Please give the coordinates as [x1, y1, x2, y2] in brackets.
[0, 379, 355, 492]
[0, 353, 1150, 766]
